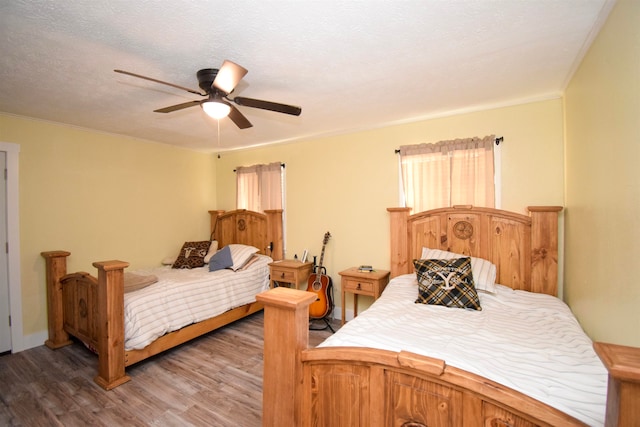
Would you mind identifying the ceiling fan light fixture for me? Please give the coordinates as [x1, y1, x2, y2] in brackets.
[201, 99, 231, 119]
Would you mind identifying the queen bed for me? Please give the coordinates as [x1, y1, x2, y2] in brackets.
[42, 208, 283, 390]
[257, 205, 640, 426]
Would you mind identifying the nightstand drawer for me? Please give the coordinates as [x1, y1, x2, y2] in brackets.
[269, 260, 314, 289]
[339, 267, 390, 325]
[343, 278, 375, 294]
[271, 268, 296, 282]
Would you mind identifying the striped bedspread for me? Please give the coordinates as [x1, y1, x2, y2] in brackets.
[320, 274, 608, 426]
[123, 254, 272, 351]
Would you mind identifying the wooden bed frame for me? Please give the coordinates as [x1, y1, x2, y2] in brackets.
[41, 209, 283, 390]
[258, 206, 640, 427]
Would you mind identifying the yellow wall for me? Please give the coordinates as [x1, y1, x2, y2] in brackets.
[2, 2, 636, 349]
[564, 0, 640, 346]
[216, 99, 565, 312]
[0, 114, 217, 336]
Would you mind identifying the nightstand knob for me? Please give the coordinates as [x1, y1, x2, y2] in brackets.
[356, 283, 361, 290]
[280, 272, 285, 278]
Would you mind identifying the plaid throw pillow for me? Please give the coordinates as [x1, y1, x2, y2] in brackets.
[414, 257, 482, 310]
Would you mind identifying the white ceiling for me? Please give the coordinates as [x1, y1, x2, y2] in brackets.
[0, 0, 615, 152]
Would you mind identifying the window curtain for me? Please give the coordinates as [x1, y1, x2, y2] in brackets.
[399, 135, 495, 212]
[236, 162, 283, 212]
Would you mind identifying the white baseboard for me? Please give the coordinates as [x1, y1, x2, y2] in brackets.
[12, 330, 48, 353]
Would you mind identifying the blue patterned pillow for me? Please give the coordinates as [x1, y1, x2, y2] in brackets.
[414, 257, 482, 310]
[209, 246, 233, 272]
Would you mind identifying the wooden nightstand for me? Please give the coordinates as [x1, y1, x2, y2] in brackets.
[269, 260, 314, 289]
[339, 267, 390, 325]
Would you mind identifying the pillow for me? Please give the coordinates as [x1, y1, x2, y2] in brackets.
[161, 256, 176, 266]
[414, 257, 482, 310]
[421, 247, 497, 294]
[227, 244, 260, 271]
[123, 273, 158, 293]
[233, 254, 260, 272]
[203, 240, 219, 263]
[172, 240, 212, 269]
[209, 246, 233, 272]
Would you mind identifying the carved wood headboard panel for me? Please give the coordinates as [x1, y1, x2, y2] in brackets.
[388, 205, 562, 296]
[209, 209, 284, 261]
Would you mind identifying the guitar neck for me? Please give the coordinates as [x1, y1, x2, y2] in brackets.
[317, 246, 326, 272]
[316, 232, 331, 274]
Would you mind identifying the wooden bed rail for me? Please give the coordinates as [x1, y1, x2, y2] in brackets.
[258, 288, 640, 427]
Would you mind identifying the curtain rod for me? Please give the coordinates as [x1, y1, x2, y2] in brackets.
[394, 136, 503, 154]
[234, 162, 285, 172]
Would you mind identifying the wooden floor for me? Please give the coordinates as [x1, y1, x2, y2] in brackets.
[0, 312, 338, 427]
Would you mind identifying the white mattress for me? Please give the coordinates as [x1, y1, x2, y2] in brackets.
[320, 274, 608, 426]
[122, 254, 272, 351]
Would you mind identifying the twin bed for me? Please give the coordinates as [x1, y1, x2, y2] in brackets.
[258, 205, 640, 427]
[42, 209, 283, 390]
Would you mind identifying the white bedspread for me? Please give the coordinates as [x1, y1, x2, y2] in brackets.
[320, 274, 608, 426]
[123, 254, 272, 351]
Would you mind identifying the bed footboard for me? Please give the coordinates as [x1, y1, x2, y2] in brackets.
[258, 288, 640, 427]
[42, 251, 131, 390]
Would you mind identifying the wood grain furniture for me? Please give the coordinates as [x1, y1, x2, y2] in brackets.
[257, 205, 640, 427]
[42, 209, 283, 390]
[268, 259, 313, 289]
[339, 267, 390, 325]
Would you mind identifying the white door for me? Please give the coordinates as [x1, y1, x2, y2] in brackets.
[0, 151, 11, 353]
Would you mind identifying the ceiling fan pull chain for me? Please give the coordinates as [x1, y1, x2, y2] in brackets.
[217, 119, 221, 150]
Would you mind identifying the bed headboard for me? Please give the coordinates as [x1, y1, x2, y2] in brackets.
[388, 205, 562, 296]
[209, 209, 284, 261]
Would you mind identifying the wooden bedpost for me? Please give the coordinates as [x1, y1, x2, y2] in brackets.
[594, 342, 640, 427]
[93, 260, 131, 390]
[256, 287, 317, 427]
[388, 207, 412, 278]
[264, 209, 284, 261]
[527, 206, 563, 296]
[41, 251, 73, 349]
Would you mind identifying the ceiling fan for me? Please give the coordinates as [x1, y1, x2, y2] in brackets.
[114, 60, 301, 129]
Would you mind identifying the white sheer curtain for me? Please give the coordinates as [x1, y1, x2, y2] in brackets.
[236, 162, 283, 212]
[399, 135, 495, 212]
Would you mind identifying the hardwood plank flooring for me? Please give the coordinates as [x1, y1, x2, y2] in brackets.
[0, 312, 339, 426]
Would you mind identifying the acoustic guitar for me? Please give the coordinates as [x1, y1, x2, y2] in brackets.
[307, 231, 333, 319]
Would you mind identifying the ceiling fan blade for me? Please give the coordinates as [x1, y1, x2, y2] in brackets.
[227, 104, 253, 129]
[154, 100, 201, 113]
[114, 69, 205, 96]
[233, 96, 302, 116]
[212, 60, 248, 94]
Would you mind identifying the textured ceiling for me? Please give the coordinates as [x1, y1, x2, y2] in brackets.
[0, 0, 615, 152]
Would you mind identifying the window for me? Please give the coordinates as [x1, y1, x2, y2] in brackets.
[398, 135, 498, 212]
[236, 162, 284, 212]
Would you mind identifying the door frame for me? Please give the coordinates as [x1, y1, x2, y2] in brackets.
[0, 142, 22, 352]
